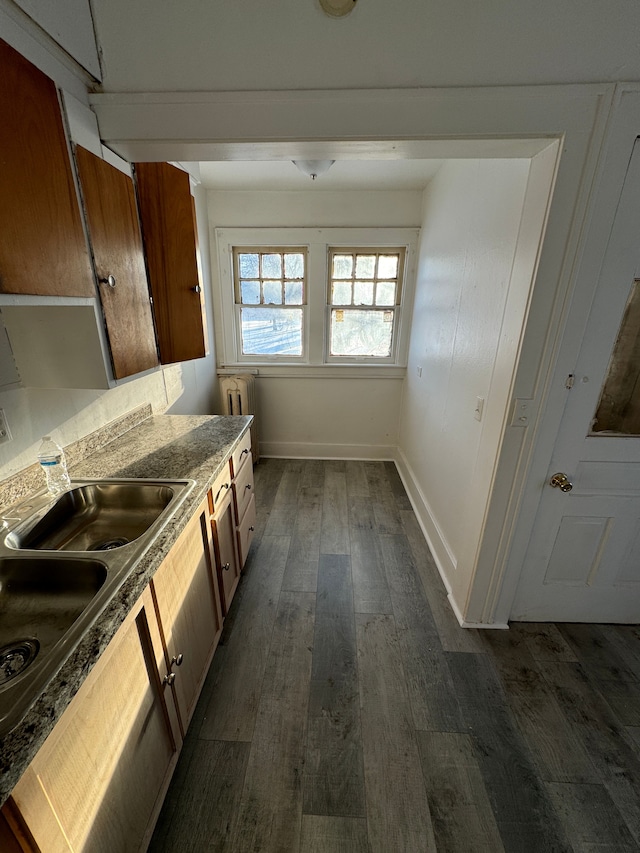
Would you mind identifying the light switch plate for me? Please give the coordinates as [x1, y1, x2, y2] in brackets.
[0, 409, 12, 444]
[474, 396, 484, 421]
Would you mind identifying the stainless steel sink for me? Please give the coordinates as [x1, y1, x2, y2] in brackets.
[0, 478, 195, 736]
[6, 481, 177, 552]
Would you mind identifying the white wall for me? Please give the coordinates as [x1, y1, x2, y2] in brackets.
[208, 189, 421, 457]
[90, 0, 640, 92]
[398, 159, 530, 612]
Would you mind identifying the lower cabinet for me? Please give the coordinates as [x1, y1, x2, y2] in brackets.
[211, 486, 241, 615]
[150, 501, 223, 732]
[6, 495, 223, 853]
[11, 587, 177, 853]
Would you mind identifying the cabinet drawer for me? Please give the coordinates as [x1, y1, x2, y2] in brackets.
[237, 493, 256, 568]
[209, 461, 232, 514]
[231, 429, 252, 478]
[233, 455, 254, 523]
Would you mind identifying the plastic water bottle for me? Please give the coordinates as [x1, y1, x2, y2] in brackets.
[37, 436, 71, 495]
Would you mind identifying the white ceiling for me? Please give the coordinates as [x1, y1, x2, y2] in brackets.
[198, 159, 443, 192]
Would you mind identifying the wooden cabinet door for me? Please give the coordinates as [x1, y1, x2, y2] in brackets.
[75, 146, 159, 379]
[0, 39, 94, 297]
[212, 488, 241, 615]
[151, 500, 223, 731]
[11, 589, 177, 853]
[134, 162, 207, 364]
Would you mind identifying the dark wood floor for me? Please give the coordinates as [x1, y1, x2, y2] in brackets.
[149, 459, 640, 853]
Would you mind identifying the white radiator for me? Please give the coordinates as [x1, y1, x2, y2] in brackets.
[219, 373, 259, 463]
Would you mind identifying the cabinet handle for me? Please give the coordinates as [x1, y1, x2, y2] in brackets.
[192, 284, 202, 293]
[223, 562, 231, 571]
[171, 653, 184, 668]
[249, 526, 255, 532]
[163, 672, 176, 686]
[240, 448, 249, 458]
[99, 274, 117, 288]
[215, 482, 229, 503]
[244, 483, 252, 492]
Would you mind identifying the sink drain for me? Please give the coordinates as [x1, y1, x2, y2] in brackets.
[90, 537, 130, 551]
[0, 639, 40, 685]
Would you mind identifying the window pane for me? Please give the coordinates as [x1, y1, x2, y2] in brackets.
[332, 254, 353, 279]
[241, 307, 303, 355]
[332, 281, 352, 305]
[241, 280, 260, 304]
[376, 281, 396, 306]
[355, 255, 376, 278]
[378, 254, 399, 278]
[284, 253, 304, 278]
[330, 309, 393, 357]
[284, 280, 303, 304]
[239, 253, 259, 278]
[263, 280, 283, 304]
[262, 253, 282, 278]
[354, 280, 374, 305]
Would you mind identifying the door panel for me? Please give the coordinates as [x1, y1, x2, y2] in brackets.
[513, 139, 640, 622]
[75, 146, 159, 378]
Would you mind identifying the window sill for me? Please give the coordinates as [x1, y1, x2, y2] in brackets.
[217, 364, 407, 380]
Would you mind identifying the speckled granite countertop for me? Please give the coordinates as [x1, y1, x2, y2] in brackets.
[0, 413, 252, 807]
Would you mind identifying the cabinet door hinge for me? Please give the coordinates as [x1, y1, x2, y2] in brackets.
[565, 374, 575, 389]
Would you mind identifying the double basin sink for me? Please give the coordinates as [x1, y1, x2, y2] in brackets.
[0, 479, 194, 736]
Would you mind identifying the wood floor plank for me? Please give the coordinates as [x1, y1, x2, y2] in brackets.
[253, 458, 286, 509]
[383, 461, 412, 509]
[558, 623, 639, 682]
[198, 535, 291, 741]
[148, 741, 250, 853]
[264, 468, 302, 536]
[350, 528, 393, 615]
[228, 591, 315, 853]
[399, 509, 486, 654]
[345, 461, 370, 497]
[380, 533, 464, 732]
[416, 730, 505, 853]
[300, 459, 326, 489]
[509, 622, 578, 662]
[539, 660, 640, 844]
[626, 726, 640, 748]
[597, 625, 640, 680]
[546, 782, 639, 853]
[321, 468, 350, 555]
[356, 613, 437, 852]
[347, 495, 376, 530]
[282, 485, 322, 593]
[304, 555, 365, 817]
[594, 677, 640, 726]
[446, 651, 574, 852]
[481, 629, 600, 784]
[300, 815, 370, 853]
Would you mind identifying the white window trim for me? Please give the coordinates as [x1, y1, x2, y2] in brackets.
[214, 227, 419, 369]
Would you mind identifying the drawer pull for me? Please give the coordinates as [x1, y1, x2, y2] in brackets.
[163, 672, 176, 686]
[240, 448, 249, 458]
[223, 562, 231, 571]
[171, 653, 184, 668]
[215, 482, 230, 503]
[249, 526, 255, 532]
[244, 484, 252, 492]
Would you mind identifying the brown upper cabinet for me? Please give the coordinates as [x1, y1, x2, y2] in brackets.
[0, 39, 94, 297]
[134, 162, 208, 364]
[75, 146, 159, 379]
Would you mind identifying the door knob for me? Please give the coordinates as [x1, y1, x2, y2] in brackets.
[550, 472, 573, 492]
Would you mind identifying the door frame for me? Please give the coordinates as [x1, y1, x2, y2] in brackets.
[92, 82, 620, 626]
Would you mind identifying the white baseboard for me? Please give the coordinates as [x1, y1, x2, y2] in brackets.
[260, 441, 396, 460]
[392, 448, 509, 630]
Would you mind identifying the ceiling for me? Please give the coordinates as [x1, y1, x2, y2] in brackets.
[197, 159, 443, 192]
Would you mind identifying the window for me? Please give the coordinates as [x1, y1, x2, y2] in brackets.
[233, 247, 307, 356]
[217, 228, 417, 368]
[328, 248, 405, 360]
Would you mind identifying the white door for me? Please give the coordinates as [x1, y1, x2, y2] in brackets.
[512, 139, 640, 623]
